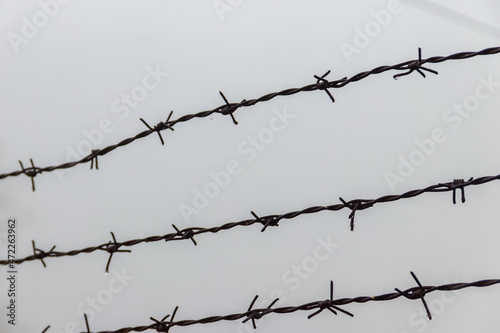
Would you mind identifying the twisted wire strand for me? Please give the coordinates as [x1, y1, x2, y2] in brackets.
[2, 46, 500, 190]
[40, 275, 500, 333]
[2, 173, 498, 270]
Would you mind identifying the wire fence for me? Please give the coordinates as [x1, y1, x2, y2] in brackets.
[38, 273, 500, 333]
[2, 46, 500, 191]
[5, 45, 500, 333]
[2, 173, 498, 272]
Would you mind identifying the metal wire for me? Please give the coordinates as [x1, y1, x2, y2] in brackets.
[2, 173, 498, 271]
[38, 273, 500, 333]
[2, 46, 500, 191]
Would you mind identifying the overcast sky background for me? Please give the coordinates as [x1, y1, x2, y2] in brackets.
[1, 1, 500, 333]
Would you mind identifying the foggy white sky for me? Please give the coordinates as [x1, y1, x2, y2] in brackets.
[1, 1, 500, 333]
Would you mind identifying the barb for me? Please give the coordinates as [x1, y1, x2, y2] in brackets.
[338, 197, 374, 231]
[395, 271, 432, 320]
[31, 240, 56, 268]
[44, 276, 499, 333]
[393, 47, 439, 79]
[307, 281, 353, 319]
[84, 314, 91, 333]
[219, 91, 245, 125]
[19, 158, 41, 191]
[441, 177, 473, 204]
[1, 173, 499, 269]
[150, 306, 178, 332]
[2, 46, 500, 187]
[243, 295, 280, 329]
[90, 150, 100, 170]
[103, 232, 132, 273]
[172, 224, 197, 246]
[314, 70, 335, 102]
[250, 211, 281, 232]
[139, 110, 175, 146]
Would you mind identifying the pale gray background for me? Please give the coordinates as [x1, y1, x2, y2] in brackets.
[1, 1, 500, 333]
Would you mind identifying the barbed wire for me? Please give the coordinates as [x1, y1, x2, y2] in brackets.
[2, 173, 498, 271]
[2, 46, 500, 191]
[37, 273, 500, 333]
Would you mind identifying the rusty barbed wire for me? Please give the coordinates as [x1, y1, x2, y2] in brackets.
[38, 273, 500, 333]
[1, 173, 498, 271]
[2, 46, 500, 191]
